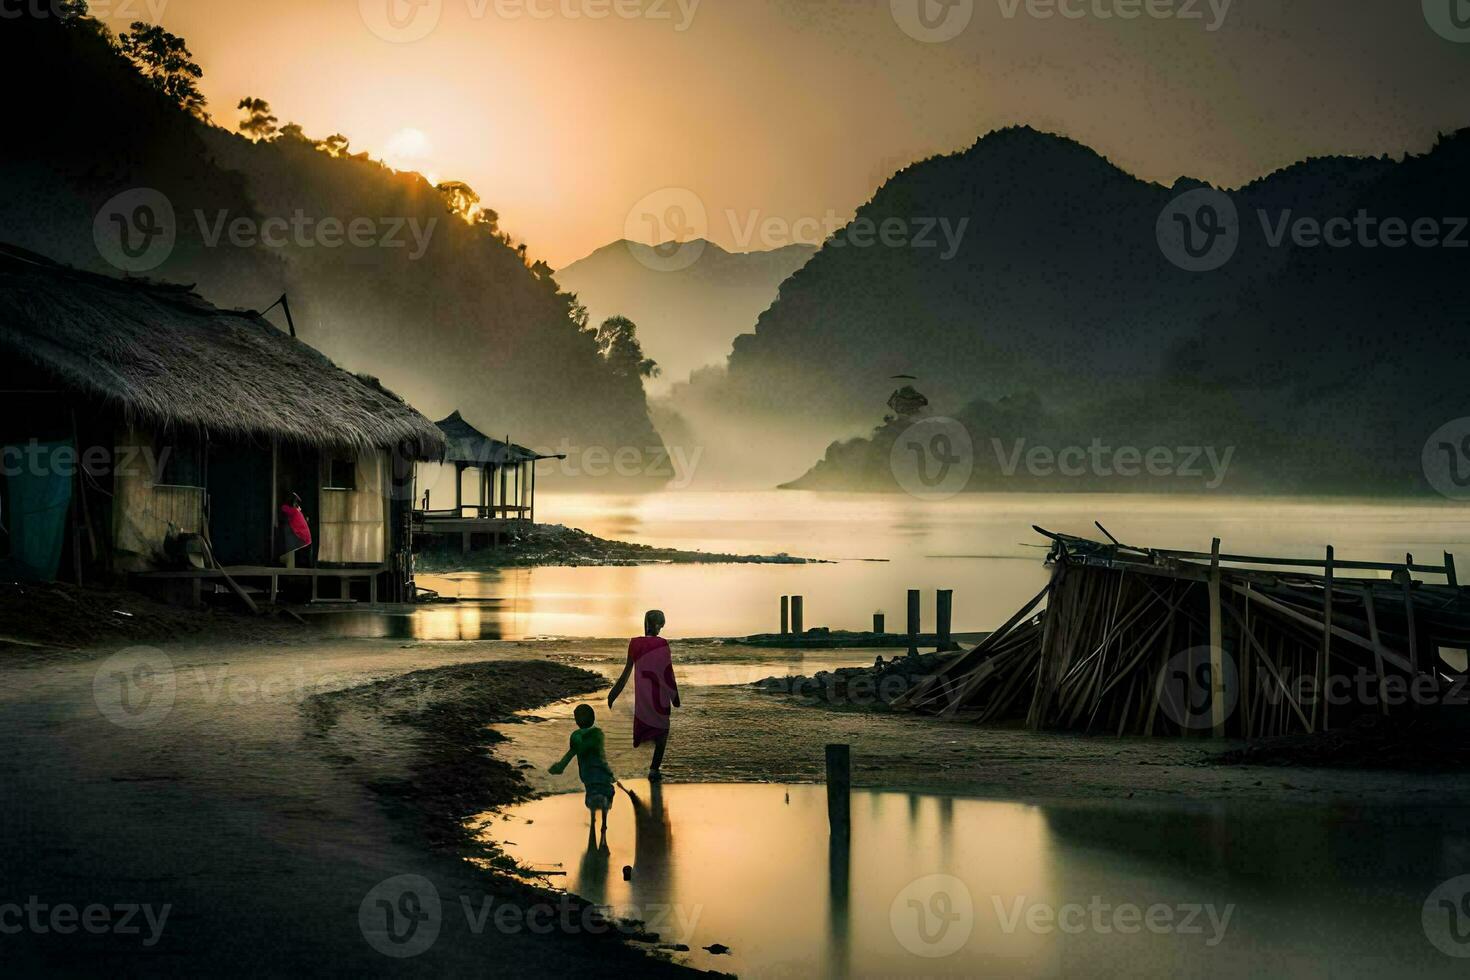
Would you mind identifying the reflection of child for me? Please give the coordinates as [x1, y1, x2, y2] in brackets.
[549, 704, 616, 830]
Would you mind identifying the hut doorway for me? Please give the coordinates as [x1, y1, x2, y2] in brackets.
[206, 439, 273, 566]
[275, 444, 320, 566]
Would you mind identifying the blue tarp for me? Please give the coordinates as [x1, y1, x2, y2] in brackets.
[2, 441, 74, 582]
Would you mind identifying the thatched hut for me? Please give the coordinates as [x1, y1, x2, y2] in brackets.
[0, 245, 445, 604]
[414, 411, 566, 552]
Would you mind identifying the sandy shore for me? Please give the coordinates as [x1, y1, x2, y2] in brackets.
[5, 629, 1468, 975]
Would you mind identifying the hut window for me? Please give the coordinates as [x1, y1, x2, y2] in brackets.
[155, 434, 204, 488]
[324, 455, 358, 491]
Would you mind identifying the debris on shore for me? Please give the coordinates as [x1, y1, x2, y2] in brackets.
[417, 522, 815, 570]
[899, 526, 1467, 739]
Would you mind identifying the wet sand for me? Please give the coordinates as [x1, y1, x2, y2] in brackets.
[4, 633, 1468, 975]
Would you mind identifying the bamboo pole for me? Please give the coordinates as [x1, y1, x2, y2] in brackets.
[1208, 538, 1225, 737]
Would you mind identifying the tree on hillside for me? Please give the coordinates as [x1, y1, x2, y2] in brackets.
[118, 22, 207, 119]
[435, 180, 500, 233]
[236, 97, 278, 141]
[594, 316, 660, 380]
[316, 133, 351, 157]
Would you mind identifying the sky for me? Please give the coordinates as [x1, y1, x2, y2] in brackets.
[103, 0, 1470, 268]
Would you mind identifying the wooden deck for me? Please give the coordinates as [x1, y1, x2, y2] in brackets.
[134, 564, 388, 606]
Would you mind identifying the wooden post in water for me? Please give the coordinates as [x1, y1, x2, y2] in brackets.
[906, 589, 921, 656]
[1446, 552, 1458, 588]
[936, 589, 954, 651]
[1208, 538, 1226, 738]
[873, 612, 885, 635]
[780, 595, 790, 636]
[1321, 546, 1334, 732]
[825, 743, 850, 839]
[792, 595, 804, 635]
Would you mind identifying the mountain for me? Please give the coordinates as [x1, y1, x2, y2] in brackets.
[0, 14, 665, 485]
[556, 239, 815, 395]
[674, 126, 1470, 495]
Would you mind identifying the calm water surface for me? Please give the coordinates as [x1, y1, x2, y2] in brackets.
[363, 491, 1469, 640]
[494, 784, 1470, 977]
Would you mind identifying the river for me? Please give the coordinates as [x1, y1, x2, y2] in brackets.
[375, 491, 1468, 640]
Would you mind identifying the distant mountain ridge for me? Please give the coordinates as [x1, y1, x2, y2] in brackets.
[673, 124, 1470, 494]
[556, 238, 815, 395]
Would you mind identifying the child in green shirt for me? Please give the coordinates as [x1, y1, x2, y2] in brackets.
[549, 703, 617, 831]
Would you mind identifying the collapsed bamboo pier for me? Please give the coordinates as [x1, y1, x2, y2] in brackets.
[899, 525, 1470, 738]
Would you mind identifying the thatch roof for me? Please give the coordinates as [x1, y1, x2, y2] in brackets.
[0, 245, 444, 458]
[436, 411, 563, 466]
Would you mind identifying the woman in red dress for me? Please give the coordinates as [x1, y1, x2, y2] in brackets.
[608, 609, 680, 780]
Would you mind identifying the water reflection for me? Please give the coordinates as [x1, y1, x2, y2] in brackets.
[307, 491, 1470, 641]
[492, 784, 1469, 977]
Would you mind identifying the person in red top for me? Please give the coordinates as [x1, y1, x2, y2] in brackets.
[608, 609, 680, 780]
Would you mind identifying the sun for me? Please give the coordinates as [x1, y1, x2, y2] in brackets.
[382, 127, 433, 173]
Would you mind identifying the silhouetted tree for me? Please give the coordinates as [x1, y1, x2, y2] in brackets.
[435, 180, 500, 233]
[316, 133, 351, 157]
[117, 22, 206, 119]
[278, 122, 307, 141]
[236, 97, 278, 141]
[595, 316, 660, 380]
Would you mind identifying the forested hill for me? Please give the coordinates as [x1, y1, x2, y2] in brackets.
[0, 12, 664, 478]
[675, 125, 1470, 495]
